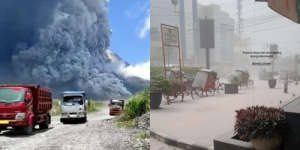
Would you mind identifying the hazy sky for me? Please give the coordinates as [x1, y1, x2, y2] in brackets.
[197, 0, 300, 57]
[108, 0, 149, 65]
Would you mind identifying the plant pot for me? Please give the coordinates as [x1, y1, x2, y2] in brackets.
[150, 91, 162, 109]
[225, 84, 238, 94]
[268, 79, 277, 88]
[251, 133, 283, 150]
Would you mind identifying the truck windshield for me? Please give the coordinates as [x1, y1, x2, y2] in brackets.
[111, 102, 121, 106]
[0, 88, 25, 103]
[63, 96, 83, 106]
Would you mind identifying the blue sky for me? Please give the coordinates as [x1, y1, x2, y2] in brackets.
[107, 0, 150, 66]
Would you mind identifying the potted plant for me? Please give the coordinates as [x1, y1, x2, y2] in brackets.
[225, 75, 241, 94]
[150, 75, 172, 109]
[234, 106, 288, 150]
[268, 71, 278, 88]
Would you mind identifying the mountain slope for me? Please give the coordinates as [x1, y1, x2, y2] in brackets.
[106, 50, 150, 95]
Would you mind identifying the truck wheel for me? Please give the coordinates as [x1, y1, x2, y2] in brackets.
[13, 127, 23, 130]
[82, 117, 87, 123]
[61, 119, 67, 124]
[39, 115, 49, 129]
[23, 119, 34, 135]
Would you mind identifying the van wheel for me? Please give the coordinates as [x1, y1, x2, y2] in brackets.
[23, 119, 34, 135]
[39, 115, 49, 129]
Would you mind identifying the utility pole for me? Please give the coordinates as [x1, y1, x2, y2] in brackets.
[205, 17, 210, 69]
[178, 0, 186, 67]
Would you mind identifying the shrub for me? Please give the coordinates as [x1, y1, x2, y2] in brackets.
[115, 120, 135, 128]
[51, 99, 62, 115]
[87, 100, 105, 112]
[150, 66, 201, 78]
[117, 88, 150, 123]
[228, 74, 241, 85]
[234, 105, 288, 141]
[135, 131, 150, 139]
[150, 75, 172, 95]
[268, 71, 278, 79]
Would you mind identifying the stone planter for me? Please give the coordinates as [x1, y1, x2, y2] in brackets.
[268, 79, 277, 88]
[283, 96, 300, 150]
[251, 133, 283, 150]
[150, 91, 162, 109]
[225, 84, 238, 94]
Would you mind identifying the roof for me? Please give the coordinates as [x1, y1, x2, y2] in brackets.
[235, 69, 247, 72]
[198, 69, 214, 73]
[112, 100, 123, 103]
[167, 68, 185, 74]
[62, 91, 85, 96]
[0, 84, 51, 91]
[62, 91, 85, 94]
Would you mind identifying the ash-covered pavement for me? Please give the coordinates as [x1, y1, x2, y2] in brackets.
[151, 78, 299, 148]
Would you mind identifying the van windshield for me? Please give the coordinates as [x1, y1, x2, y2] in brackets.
[0, 88, 25, 103]
[63, 96, 83, 106]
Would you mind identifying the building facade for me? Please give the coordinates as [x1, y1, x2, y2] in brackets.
[196, 4, 235, 64]
[150, 0, 235, 66]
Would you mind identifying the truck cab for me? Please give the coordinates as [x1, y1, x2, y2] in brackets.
[0, 84, 52, 135]
[60, 91, 88, 124]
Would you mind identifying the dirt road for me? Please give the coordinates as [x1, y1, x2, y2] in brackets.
[0, 107, 124, 150]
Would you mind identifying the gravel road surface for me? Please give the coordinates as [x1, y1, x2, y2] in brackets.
[0, 107, 140, 150]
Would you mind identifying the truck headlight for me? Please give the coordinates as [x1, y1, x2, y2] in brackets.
[15, 113, 25, 121]
[78, 112, 84, 115]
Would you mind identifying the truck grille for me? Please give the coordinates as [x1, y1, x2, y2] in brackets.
[69, 112, 77, 115]
[0, 113, 15, 119]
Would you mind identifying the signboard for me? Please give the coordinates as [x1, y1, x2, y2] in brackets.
[256, 0, 300, 24]
[270, 44, 278, 59]
[199, 19, 215, 48]
[162, 27, 179, 46]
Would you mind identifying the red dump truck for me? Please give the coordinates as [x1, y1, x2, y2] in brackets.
[0, 84, 52, 135]
[108, 99, 124, 115]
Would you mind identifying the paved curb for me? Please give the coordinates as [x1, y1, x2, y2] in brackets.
[150, 128, 214, 150]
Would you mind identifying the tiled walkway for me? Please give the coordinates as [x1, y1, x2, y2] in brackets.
[151, 78, 299, 147]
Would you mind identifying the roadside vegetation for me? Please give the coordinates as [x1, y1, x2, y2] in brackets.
[115, 88, 150, 128]
[150, 66, 201, 78]
[50, 99, 106, 116]
[114, 88, 150, 148]
[135, 131, 150, 140]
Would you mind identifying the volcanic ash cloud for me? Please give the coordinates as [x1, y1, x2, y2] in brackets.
[5, 0, 131, 98]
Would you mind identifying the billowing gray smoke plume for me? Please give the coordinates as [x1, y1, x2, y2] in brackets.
[0, 0, 132, 98]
